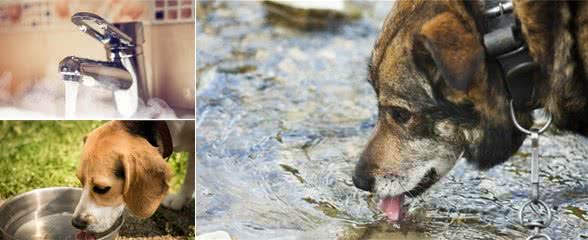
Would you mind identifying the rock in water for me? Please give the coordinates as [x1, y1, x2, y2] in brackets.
[197, 231, 232, 240]
[262, 0, 361, 30]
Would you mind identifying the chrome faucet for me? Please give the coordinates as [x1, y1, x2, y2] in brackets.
[59, 12, 148, 117]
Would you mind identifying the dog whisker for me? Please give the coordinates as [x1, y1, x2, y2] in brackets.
[398, 182, 426, 208]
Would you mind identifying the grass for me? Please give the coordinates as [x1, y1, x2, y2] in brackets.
[0, 120, 187, 199]
[0, 121, 194, 239]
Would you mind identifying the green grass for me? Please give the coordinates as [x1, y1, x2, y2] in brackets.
[0, 121, 187, 200]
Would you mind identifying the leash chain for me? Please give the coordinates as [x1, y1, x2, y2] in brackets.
[510, 101, 553, 240]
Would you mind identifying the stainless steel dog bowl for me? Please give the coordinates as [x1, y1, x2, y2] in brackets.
[0, 187, 124, 240]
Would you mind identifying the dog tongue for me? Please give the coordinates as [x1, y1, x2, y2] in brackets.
[76, 231, 96, 240]
[378, 195, 405, 222]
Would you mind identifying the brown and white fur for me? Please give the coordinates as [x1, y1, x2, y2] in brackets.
[352, 0, 588, 216]
[72, 120, 194, 233]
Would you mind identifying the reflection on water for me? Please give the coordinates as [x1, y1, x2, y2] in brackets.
[13, 213, 78, 240]
[196, 1, 588, 239]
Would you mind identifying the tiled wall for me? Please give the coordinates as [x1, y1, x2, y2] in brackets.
[0, 0, 194, 31]
[154, 0, 194, 23]
[0, 0, 195, 110]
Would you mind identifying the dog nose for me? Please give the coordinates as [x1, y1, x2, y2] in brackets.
[71, 217, 88, 230]
[352, 174, 374, 192]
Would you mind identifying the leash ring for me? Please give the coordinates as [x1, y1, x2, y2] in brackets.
[518, 199, 553, 229]
[526, 233, 552, 240]
[509, 100, 552, 135]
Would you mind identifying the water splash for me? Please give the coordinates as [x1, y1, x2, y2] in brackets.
[0, 76, 189, 119]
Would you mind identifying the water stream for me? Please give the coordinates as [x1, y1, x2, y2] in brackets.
[63, 81, 80, 119]
[196, 1, 588, 239]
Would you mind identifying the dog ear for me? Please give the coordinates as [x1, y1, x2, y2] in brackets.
[121, 150, 172, 218]
[121, 121, 173, 158]
[415, 12, 484, 91]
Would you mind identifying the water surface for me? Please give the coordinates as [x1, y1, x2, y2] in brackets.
[196, 2, 588, 239]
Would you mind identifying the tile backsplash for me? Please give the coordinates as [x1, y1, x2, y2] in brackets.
[0, 0, 194, 32]
[153, 0, 194, 23]
[0, 0, 195, 110]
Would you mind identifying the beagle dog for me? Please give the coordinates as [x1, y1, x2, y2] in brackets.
[71, 120, 194, 236]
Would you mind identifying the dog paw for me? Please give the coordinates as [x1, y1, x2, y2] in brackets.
[162, 193, 190, 210]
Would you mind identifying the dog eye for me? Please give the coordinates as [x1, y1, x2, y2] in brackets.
[93, 186, 111, 194]
[387, 107, 411, 124]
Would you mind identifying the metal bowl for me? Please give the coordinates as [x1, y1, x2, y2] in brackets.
[0, 187, 124, 240]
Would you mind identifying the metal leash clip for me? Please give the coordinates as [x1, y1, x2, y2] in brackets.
[510, 100, 553, 240]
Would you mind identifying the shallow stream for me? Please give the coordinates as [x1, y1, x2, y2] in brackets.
[196, 2, 588, 239]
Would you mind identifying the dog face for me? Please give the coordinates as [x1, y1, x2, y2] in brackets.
[353, 1, 531, 218]
[72, 121, 173, 233]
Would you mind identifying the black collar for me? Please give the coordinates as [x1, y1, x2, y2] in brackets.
[482, 0, 539, 111]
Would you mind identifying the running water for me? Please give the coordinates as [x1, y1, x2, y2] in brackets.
[196, 1, 588, 239]
[63, 80, 80, 119]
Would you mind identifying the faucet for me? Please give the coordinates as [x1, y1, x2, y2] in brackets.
[59, 12, 148, 117]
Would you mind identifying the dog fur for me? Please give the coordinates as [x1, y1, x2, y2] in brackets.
[72, 120, 194, 233]
[353, 0, 588, 202]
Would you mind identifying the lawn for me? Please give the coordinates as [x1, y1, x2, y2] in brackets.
[0, 121, 193, 239]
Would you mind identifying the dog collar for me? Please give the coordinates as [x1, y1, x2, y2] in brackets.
[482, 0, 539, 111]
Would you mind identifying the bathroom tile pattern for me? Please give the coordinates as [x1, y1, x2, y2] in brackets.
[153, 0, 194, 23]
[0, 0, 195, 31]
[8, 1, 54, 28]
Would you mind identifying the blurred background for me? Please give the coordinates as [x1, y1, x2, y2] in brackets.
[0, 0, 195, 118]
[0, 120, 194, 239]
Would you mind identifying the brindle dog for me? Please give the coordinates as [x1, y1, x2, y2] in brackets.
[352, 0, 588, 221]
